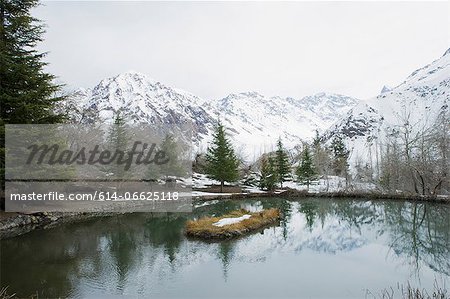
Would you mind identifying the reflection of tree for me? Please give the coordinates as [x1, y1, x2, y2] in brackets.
[2, 199, 448, 298]
[299, 201, 319, 231]
[294, 198, 449, 277]
[273, 199, 292, 240]
[331, 200, 379, 233]
[0, 218, 109, 298]
[144, 213, 186, 264]
[217, 241, 235, 281]
[108, 217, 140, 287]
[383, 201, 450, 276]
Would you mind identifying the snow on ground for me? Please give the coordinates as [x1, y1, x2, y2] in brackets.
[192, 191, 234, 197]
[283, 177, 345, 193]
[192, 173, 232, 189]
[192, 173, 377, 198]
[242, 186, 267, 193]
[283, 176, 377, 193]
[212, 214, 252, 227]
[193, 200, 220, 208]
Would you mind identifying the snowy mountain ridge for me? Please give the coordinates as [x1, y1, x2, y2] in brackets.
[62, 48, 449, 164]
[325, 48, 450, 169]
[63, 72, 360, 159]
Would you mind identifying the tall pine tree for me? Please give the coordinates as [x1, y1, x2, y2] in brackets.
[331, 135, 349, 177]
[296, 144, 317, 190]
[106, 112, 129, 182]
[331, 135, 350, 189]
[205, 121, 239, 192]
[1, 0, 65, 123]
[312, 130, 321, 150]
[275, 138, 290, 188]
[1, 0, 65, 208]
[259, 155, 277, 191]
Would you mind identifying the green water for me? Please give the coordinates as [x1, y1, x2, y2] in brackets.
[1, 198, 449, 298]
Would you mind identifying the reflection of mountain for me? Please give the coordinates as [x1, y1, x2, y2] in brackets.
[1, 199, 448, 297]
[295, 221, 367, 254]
[225, 201, 369, 260]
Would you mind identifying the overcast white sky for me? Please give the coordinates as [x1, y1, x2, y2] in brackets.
[35, 1, 449, 101]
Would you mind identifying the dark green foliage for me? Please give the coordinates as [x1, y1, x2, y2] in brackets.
[331, 135, 349, 177]
[296, 144, 317, 190]
[259, 155, 278, 190]
[0, 0, 66, 124]
[275, 138, 291, 188]
[1, 0, 65, 207]
[299, 201, 319, 230]
[205, 121, 239, 192]
[242, 172, 259, 187]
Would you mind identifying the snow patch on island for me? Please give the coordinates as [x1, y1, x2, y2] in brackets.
[213, 215, 252, 227]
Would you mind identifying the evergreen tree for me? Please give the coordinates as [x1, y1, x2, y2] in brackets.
[159, 134, 185, 178]
[1, 0, 65, 208]
[331, 135, 350, 186]
[106, 112, 129, 181]
[296, 144, 317, 190]
[0, 0, 65, 124]
[205, 121, 239, 192]
[312, 130, 321, 149]
[275, 138, 291, 188]
[259, 155, 278, 190]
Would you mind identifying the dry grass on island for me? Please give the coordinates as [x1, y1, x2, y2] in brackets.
[185, 208, 281, 240]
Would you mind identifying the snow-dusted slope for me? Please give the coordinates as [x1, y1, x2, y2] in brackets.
[325, 48, 450, 168]
[64, 72, 359, 159]
[61, 72, 215, 149]
[215, 92, 359, 158]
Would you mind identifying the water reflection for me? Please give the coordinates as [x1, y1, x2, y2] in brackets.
[1, 198, 448, 298]
[382, 201, 450, 276]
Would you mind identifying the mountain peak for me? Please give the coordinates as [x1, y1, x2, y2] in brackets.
[223, 91, 264, 100]
[112, 71, 157, 84]
[300, 92, 359, 105]
[380, 85, 393, 94]
[67, 72, 360, 158]
[92, 71, 161, 96]
[312, 91, 329, 97]
[443, 48, 450, 57]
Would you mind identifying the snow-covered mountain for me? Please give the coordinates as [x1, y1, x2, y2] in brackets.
[62, 72, 215, 148]
[380, 85, 393, 94]
[63, 72, 359, 159]
[214, 91, 359, 158]
[325, 48, 450, 168]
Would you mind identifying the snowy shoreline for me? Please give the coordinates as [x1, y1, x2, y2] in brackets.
[193, 189, 450, 203]
[1, 190, 447, 240]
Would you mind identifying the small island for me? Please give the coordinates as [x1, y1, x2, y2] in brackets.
[185, 208, 281, 240]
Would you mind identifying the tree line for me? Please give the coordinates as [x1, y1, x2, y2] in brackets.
[202, 116, 448, 196]
[378, 107, 448, 196]
[202, 123, 352, 192]
[1, 0, 447, 204]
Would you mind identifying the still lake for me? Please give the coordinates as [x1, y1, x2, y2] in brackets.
[1, 198, 449, 298]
